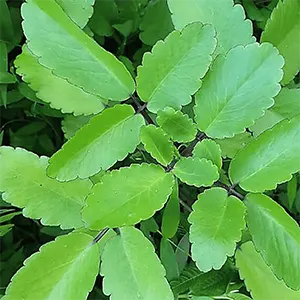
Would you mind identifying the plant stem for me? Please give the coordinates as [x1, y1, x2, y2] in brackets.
[215, 181, 244, 200]
[130, 94, 154, 125]
[179, 198, 192, 213]
[92, 227, 110, 244]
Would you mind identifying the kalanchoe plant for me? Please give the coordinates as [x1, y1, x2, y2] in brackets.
[0, 0, 300, 300]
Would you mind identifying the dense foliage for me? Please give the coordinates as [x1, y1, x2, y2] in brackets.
[0, 0, 300, 299]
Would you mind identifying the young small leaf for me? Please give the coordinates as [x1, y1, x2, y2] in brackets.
[21, 0, 134, 101]
[82, 163, 174, 230]
[229, 116, 300, 192]
[194, 43, 284, 138]
[261, 0, 300, 84]
[175, 233, 190, 274]
[140, 124, 175, 166]
[167, 0, 254, 56]
[189, 188, 246, 272]
[157, 107, 197, 143]
[2, 232, 99, 300]
[236, 242, 300, 300]
[136, 22, 216, 112]
[193, 139, 222, 169]
[173, 157, 219, 187]
[47, 104, 145, 181]
[101, 226, 174, 300]
[245, 193, 300, 290]
[0, 147, 92, 229]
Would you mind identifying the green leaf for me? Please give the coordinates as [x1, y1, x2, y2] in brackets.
[139, 0, 174, 46]
[162, 180, 180, 238]
[214, 132, 253, 159]
[227, 293, 252, 300]
[245, 193, 300, 290]
[160, 238, 180, 281]
[62, 114, 92, 140]
[229, 116, 300, 192]
[100, 226, 174, 300]
[82, 163, 174, 230]
[140, 124, 175, 166]
[0, 0, 14, 44]
[189, 188, 246, 272]
[287, 175, 297, 210]
[21, 0, 135, 101]
[167, 0, 254, 56]
[157, 107, 197, 143]
[2, 232, 99, 300]
[261, 0, 300, 84]
[175, 233, 190, 274]
[194, 43, 284, 138]
[136, 22, 216, 112]
[0, 147, 92, 229]
[193, 139, 222, 169]
[173, 157, 219, 187]
[47, 104, 145, 181]
[14, 45, 105, 116]
[55, 0, 94, 28]
[236, 242, 300, 300]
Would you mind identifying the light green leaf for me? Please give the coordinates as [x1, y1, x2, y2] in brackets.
[245, 193, 300, 290]
[140, 124, 175, 166]
[162, 180, 180, 238]
[261, 0, 300, 84]
[62, 114, 92, 140]
[189, 188, 246, 272]
[173, 157, 219, 187]
[236, 242, 300, 300]
[214, 132, 253, 159]
[2, 232, 99, 300]
[193, 139, 222, 169]
[55, 0, 94, 28]
[15, 46, 105, 116]
[136, 22, 216, 112]
[157, 107, 197, 143]
[0, 147, 92, 229]
[229, 116, 300, 192]
[167, 0, 254, 56]
[194, 43, 284, 138]
[21, 0, 135, 101]
[47, 104, 145, 181]
[227, 293, 252, 300]
[139, 0, 174, 45]
[82, 163, 174, 230]
[101, 226, 174, 300]
[175, 233, 190, 274]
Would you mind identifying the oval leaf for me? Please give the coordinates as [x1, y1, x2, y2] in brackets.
[194, 43, 284, 138]
[21, 0, 134, 100]
[101, 226, 174, 300]
[2, 232, 99, 300]
[229, 116, 300, 192]
[82, 163, 174, 230]
[173, 157, 219, 187]
[47, 104, 145, 181]
[140, 124, 175, 166]
[245, 193, 300, 290]
[189, 188, 246, 272]
[136, 22, 216, 112]
[0, 147, 92, 229]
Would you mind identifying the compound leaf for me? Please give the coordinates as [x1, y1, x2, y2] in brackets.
[194, 43, 284, 138]
[0, 147, 92, 229]
[261, 0, 300, 84]
[15, 46, 105, 116]
[229, 116, 300, 192]
[193, 139, 222, 169]
[140, 124, 175, 166]
[2, 232, 99, 300]
[21, 0, 134, 101]
[101, 226, 174, 300]
[82, 163, 174, 230]
[189, 188, 246, 272]
[167, 0, 254, 56]
[236, 242, 300, 300]
[47, 104, 145, 181]
[245, 193, 300, 290]
[136, 22, 216, 112]
[173, 157, 219, 187]
[157, 107, 197, 143]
